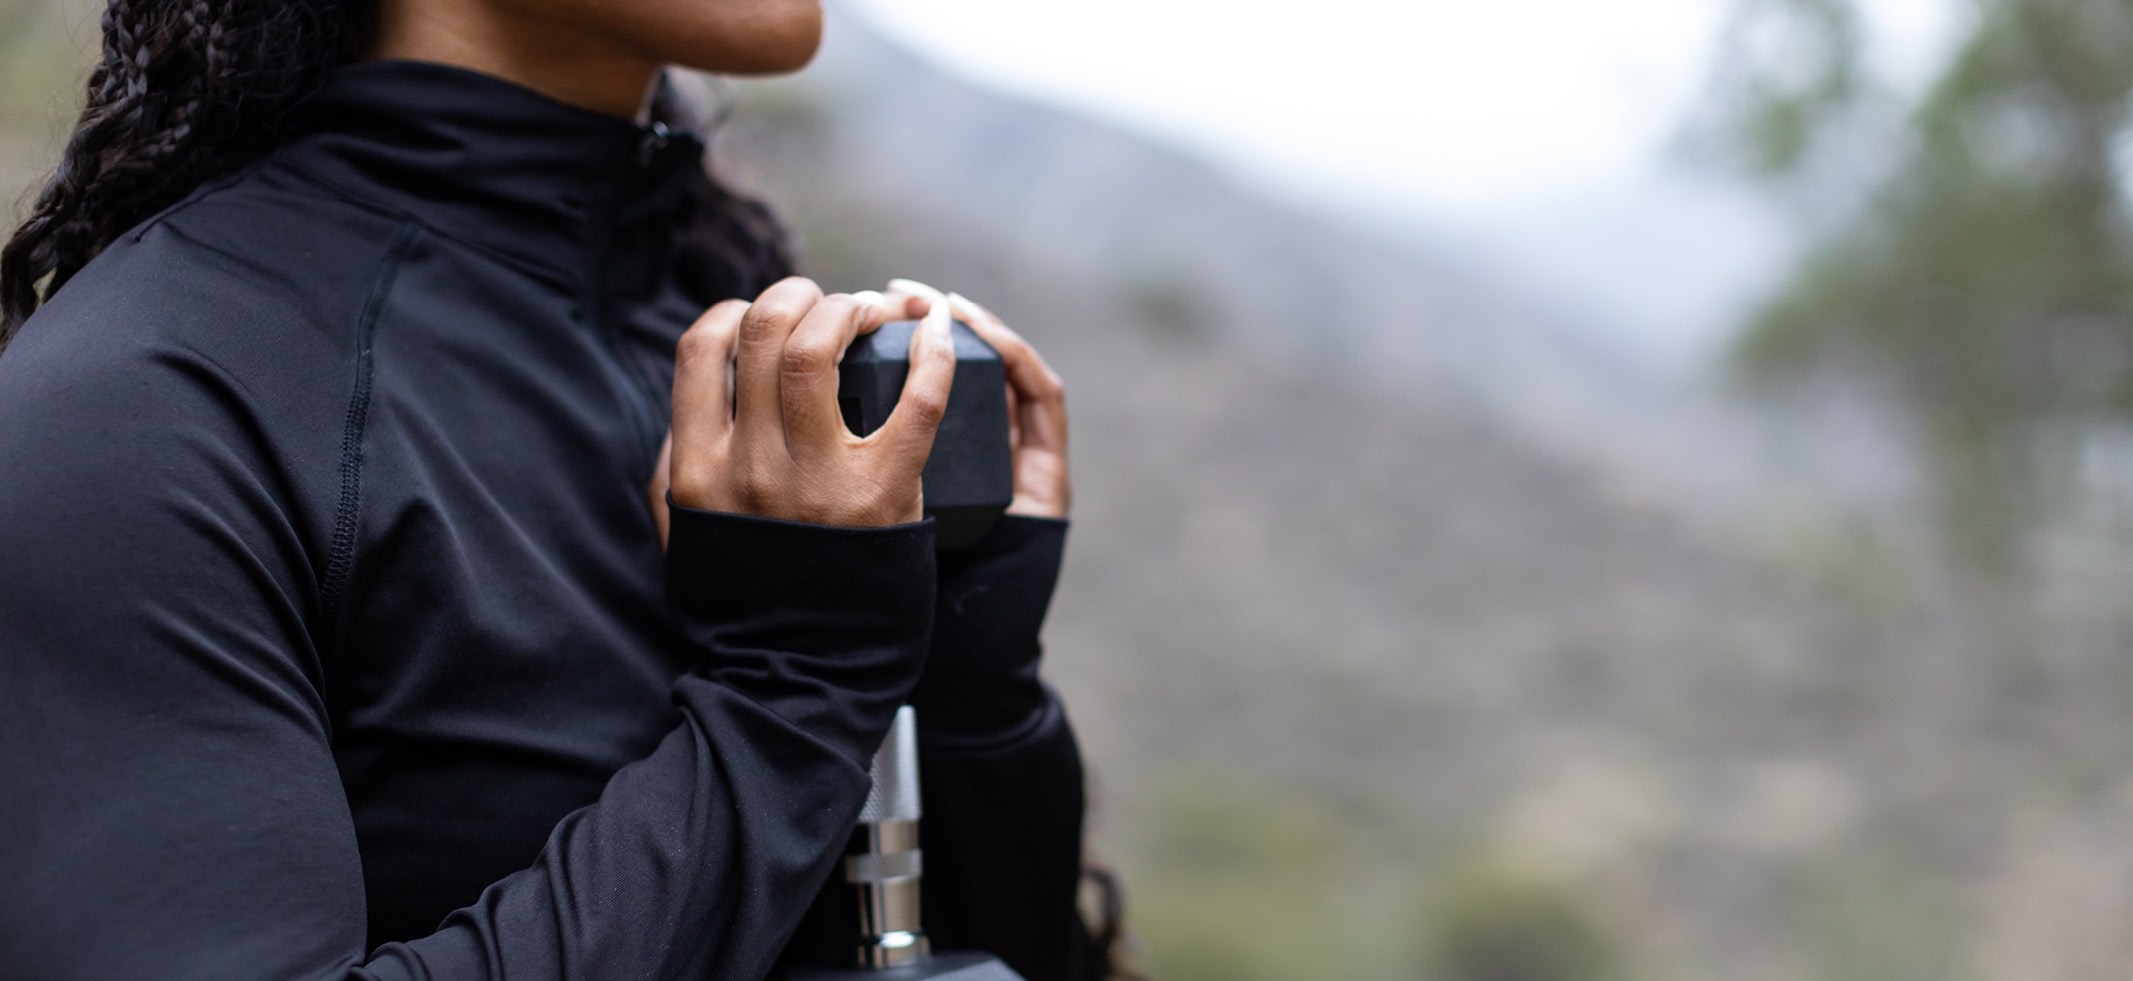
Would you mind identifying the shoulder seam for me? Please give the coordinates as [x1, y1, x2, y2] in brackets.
[318, 222, 420, 630]
[130, 148, 291, 242]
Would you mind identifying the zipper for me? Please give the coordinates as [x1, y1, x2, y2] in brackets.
[583, 133, 670, 460]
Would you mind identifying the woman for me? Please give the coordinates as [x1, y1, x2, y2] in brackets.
[0, 1, 1096, 979]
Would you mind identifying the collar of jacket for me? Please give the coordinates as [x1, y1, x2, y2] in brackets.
[288, 59, 710, 291]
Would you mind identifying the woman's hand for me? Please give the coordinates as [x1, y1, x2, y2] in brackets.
[873, 281, 1074, 745]
[883, 279, 1071, 520]
[650, 277, 956, 545]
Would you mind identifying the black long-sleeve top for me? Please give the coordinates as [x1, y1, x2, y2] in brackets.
[0, 61, 1085, 981]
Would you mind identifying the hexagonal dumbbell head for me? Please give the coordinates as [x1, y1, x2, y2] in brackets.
[838, 319, 1013, 549]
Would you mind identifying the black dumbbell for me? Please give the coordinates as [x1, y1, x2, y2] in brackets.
[839, 319, 1013, 550]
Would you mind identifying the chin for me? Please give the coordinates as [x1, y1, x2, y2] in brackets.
[663, 1, 825, 76]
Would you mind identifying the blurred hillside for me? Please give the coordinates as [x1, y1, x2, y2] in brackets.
[714, 13, 2133, 981]
[0, 0, 94, 188]
[10, 2, 2133, 979]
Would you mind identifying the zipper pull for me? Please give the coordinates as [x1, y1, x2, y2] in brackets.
[638, 121, 673, 167]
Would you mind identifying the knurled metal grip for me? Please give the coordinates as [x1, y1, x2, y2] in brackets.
[852, 707, 927, 967]
[858, 706, 922, 824]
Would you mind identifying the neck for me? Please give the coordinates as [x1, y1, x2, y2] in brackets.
[369, 0, 660, 119]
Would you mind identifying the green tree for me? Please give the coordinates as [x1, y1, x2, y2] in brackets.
[1718, 0, 2133, 566]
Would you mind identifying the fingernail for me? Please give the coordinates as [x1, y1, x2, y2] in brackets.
[850, 289, 891, 313]
[924, 288, 954, 342]
[888, 277, 944, 303]
[945, 291, 982, 322]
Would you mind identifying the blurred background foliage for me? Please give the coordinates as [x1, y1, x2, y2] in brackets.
[1715, 0, 2133, 567]
[15, 0, 2133, 979]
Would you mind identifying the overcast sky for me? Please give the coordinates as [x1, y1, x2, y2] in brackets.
[839, 0, 1965, 366]
[842, 0, 1962, 217]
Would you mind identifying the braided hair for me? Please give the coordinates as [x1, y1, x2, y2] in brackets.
[0, 0, 362, 341]
[0, 0, 791, 346]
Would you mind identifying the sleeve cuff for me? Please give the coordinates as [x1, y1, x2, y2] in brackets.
[915, 515, 1068, 744]
[664, 501, 939, 763]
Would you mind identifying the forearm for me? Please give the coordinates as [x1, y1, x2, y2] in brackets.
[1, 500, 936, 981]
[912, 516, 1068, 745]
[376, 505, 943, 979]
[900, 517, 1089, 980]
[371, 679, 875, 980]
[917, 691, 1088, 981]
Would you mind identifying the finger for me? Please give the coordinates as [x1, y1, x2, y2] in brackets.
[1006, 384, 1071, 518]
[873, 290, 958, 472]
[886, 278, 943, 303]
[1006, 377, 1022, 454]
[885, 277, 942, 320]
[880, 292, 932, 322]
[948, 292, 1067, 455]
[780, 293, 879, 452]
[648, 433, 673, 552]
[948, 291, 1057, 397]
[671, 299, 747, 452]
[734, 277, 822, 446]
[849, 290, 895, 335]
[1016, 397, 1070, 461]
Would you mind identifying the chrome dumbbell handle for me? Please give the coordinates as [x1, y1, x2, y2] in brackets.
[850, 705, 927, 968]
[788, 705, 1026, 981]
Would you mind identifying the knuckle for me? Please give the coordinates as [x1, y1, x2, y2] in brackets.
[902, 392, 946, 428]
[739, 304, 788, 343]
[816, 293, 859, 320]
[681, 301, 746, 344]
[749, 278, 821, 320]
[736, 465, 779, 508]
[675, 324, 716, 361]
[668, 456, 719, 505]
[780, 343, 831, 379]
[768, 275, 822, 300]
